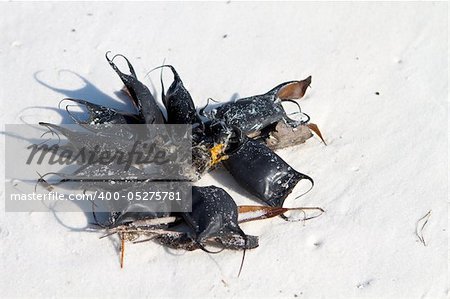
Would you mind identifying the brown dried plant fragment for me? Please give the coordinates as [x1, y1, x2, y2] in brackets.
[307, 123, 326, 145]
[238, 205, 324, 223]
[277, 76, 312, 100]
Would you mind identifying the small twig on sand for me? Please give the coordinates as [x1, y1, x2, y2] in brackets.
[416, 210, 431, 246]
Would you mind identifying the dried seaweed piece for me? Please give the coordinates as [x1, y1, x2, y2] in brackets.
[238, 205, 324, 223]
[276, 76, 311, 100]
[307, 123, 326, 145]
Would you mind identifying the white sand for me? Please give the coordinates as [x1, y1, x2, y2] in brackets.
[0, 2, 448, 298]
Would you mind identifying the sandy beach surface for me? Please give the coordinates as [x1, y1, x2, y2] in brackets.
[1, 2, 448, 298]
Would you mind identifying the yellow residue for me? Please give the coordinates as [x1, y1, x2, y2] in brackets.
[209, 143, 228, 166]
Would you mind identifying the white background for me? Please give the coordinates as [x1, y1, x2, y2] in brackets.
[1, 2, 448, 298]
